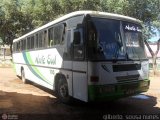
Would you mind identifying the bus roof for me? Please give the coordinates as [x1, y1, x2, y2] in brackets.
[13, 11, 141, 42]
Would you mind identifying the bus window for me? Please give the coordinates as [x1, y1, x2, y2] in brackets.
[39, 32, 43, 48]
[48, 27, 54, 47]
[35, 34, 39, 48]
[20, 41, 22, 51]
[21, 40, 24, 51]
[31, 36, 34, 49]
[24, 39, 26, 50]
[15, 42, 17, 52]
[43, 30, 47, 47]
[27, 37, 31, 50]
[21, 40, 23, 51]
[63, 30, 72, 60]
[73, 28, 84, 60]
[54, 24, 64, 45]
[18, 41, 20, 52]
[61, 23, 67, 45]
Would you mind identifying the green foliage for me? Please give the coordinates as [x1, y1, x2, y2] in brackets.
[153, 17, 160, 35]
[100, 0, 129, 14]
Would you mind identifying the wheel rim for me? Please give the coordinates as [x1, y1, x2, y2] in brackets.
[59, 83, 68, 98]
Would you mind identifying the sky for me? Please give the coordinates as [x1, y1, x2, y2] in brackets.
[149, 29, 160, 42]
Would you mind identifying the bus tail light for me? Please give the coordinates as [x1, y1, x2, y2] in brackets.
[90, 76, 99, 82]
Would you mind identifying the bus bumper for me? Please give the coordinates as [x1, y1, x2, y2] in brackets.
[88, 79, 150, 101]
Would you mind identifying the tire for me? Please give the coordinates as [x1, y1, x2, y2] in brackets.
[21, 69, 27, 84]
[56, 77, 72, 103]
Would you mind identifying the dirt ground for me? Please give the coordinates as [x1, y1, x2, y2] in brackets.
[0, 67, 160, 120]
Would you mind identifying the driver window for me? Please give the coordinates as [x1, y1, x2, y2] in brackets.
[73, 28, 84, 60]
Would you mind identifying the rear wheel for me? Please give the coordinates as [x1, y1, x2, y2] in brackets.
[21, 69, 27, 84]
[56, 77, 72, 103]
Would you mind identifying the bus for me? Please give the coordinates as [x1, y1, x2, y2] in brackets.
[12, 11, 150, 103]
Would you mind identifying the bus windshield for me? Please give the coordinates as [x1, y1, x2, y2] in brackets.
[87, 17, 146, 61]
[122, 21, 146, 60]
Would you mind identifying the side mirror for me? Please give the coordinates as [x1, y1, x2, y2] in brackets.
[74, 32, 81, 45]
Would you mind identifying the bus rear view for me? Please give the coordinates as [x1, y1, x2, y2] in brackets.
[86, 13, 150, 101]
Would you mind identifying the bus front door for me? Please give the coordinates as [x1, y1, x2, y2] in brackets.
[72, 28, 88, 102]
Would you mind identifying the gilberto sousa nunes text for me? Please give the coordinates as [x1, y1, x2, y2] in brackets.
[103, 114, 159, 120]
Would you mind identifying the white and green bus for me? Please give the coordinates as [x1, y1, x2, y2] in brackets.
[12, 11, 150, 103]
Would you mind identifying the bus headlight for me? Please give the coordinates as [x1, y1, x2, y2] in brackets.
[141, 62, 149, 78]
[140, 81, 149, 87]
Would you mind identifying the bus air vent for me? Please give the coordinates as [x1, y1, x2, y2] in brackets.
[113, 64, 141, 72]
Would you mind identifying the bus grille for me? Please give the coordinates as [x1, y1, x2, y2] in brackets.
[116, 74, 140, 82]
[113, 64, 141, 72]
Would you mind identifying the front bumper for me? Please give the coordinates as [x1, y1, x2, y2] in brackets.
[88, 79, 150, 101]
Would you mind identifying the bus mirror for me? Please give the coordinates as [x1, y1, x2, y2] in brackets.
[74, 32, 81, 45]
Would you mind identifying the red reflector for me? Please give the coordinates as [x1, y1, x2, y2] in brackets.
[90, 76, 99, 82]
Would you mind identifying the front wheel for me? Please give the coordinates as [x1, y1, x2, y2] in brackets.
[56, 78, 72, 103]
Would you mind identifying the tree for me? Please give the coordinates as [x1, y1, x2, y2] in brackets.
[32, 0, 62, 26]
[0, 0, 34, 53]
[100, 0, 129, 14]
[0, 0, 159, 65]
[124, 0, 160, 74]
[145, 39, 160, 75]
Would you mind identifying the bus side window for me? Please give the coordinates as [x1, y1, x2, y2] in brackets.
[61, 23, 67, 45]
[54, 24, 64, 45]
[73, 28, 84, 60]
[12, 43, 14, 52]
[54, 26, 60, 45]
[16, 42, 18, 52]
[19, 40, 23, 51]
[27, 37, 31, 50]
[39, 32, 43, 48]
[24, 39, 26, 50]
[18, 42, 20, 51]
[31, 36, 34, 49]
[43, 30, 47, 48]
[21, 39, 24, 51]
[48, 27, 54, 47]
[15, 42, 17, 52]
[35, 34, 39, 49]
[63, 30, 71, 60]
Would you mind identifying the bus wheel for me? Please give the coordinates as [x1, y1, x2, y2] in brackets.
[21, 69, 27, 84]
[57, 78, 72, 103]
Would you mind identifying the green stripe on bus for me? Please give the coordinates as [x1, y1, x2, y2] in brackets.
[26, 52, 52, 85]
[88, 85, 123, 101]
